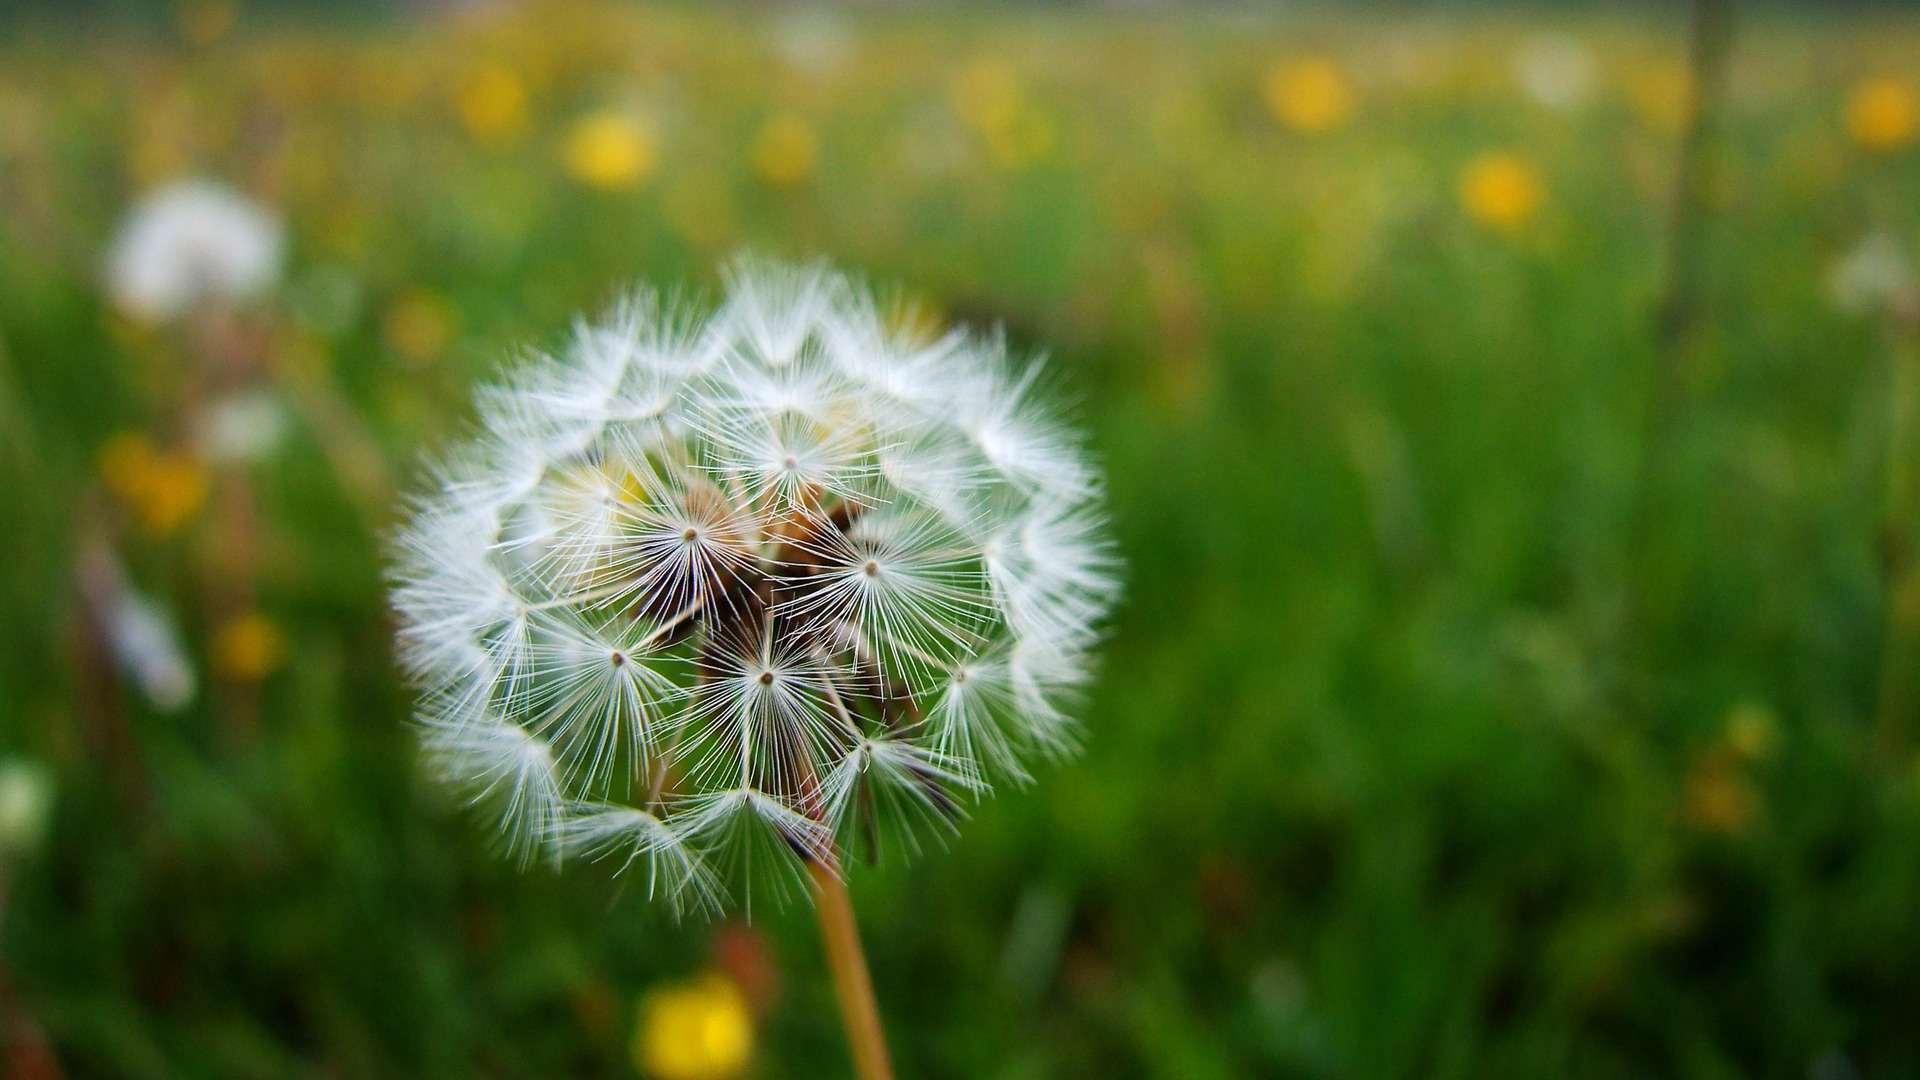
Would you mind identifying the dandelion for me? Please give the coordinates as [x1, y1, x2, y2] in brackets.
[1846, 77, 1918, 153]
[1262, 58, 1355, 135]
[565, 111, 658, 191]
[634, 973, 755, 1080]
[390, 257, 1118, 1079]
[1459, 152, 1544, 232]
[751, 114, 820, 187]
[104, 179, 283, 323]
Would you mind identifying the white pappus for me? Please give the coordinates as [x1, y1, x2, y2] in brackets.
[390, 256, 1119, 915]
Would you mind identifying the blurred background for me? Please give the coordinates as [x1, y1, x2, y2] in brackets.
[4, 0, 1920, 1076]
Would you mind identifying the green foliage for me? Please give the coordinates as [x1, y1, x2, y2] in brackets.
[3, 5, 1920, 1077]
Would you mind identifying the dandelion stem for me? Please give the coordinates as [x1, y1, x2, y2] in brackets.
[807, 858, 895, 1080]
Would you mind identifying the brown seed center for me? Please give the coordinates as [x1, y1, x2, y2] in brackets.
[758, 671, 775, 685]
[863, 560, 880, 577]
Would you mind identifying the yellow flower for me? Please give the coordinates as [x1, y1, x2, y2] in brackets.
[564, 111, 657, 191]
[456, 64, 529, 146]
[1722, 701, 1778, 763]
[634, 973, 754, 1080]
[1683, 756, 1756, 835]
[212, 613, 289, 682]
[178, 0, 238, 47]
[1263, 58, 1355, 135]
[751, 114, 819, 186]
[951, 58, 1023, 134]
[950, 58, 1055, 169]
[1629, 62, 1694, 136]
[1459, 152, 1544, 232]
[1846, 77, 1918, 153]
[99, 433, 209, 536]
[383, 290, 455, 365]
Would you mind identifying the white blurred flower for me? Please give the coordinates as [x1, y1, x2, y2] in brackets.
[0, 758, 55, 859]
[201, 390, 291, 464]
[105, 179, 284, 322]
[768, 7, 852, 77]
[1512, 33, 1598, 111]
[81, 547, 196, 713]
[391, 257, 1119, 912]
[1829, 232, 1916, 317]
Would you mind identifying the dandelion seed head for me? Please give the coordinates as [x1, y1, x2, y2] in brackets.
[390, 257, 1118, 913]
[105, 179, 284, 323]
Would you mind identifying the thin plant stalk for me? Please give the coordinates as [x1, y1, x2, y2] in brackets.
[1621, 0, 1734, 711]
[0, 873, 68, 1080]
[807, 859, 895, 1080]
[1873, 298, 1920, 761]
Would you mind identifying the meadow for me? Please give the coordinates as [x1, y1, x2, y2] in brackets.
[4, 2, 1920, 1077]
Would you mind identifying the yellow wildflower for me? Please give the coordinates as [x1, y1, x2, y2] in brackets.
[1263, 58, 1355, 135]
[1846, 77, 1918, 153]
[99, 433, 209, 536]
[1629, 62, 1694, 135]
[564, 112, 657, 191]
[950, 58, 1023, 134]
[751, 114, 819, 186]
[383, 290, 454, 365]
[634, 973, 754, 1080]
[1683, 756, 1756, 835]
[456, 65, 529, 146]
[178, 0, 238, 47]
[1723, 701, 1778, 763]
[212, 613, 289, 682]
[1459, 152, 1544, 232]
[950, 59, 1054, 169]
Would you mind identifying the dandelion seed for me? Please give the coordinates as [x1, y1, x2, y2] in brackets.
[390, 256, 1119, 909]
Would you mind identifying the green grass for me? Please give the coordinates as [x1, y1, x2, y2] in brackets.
[4, 4, 1920, 1077]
